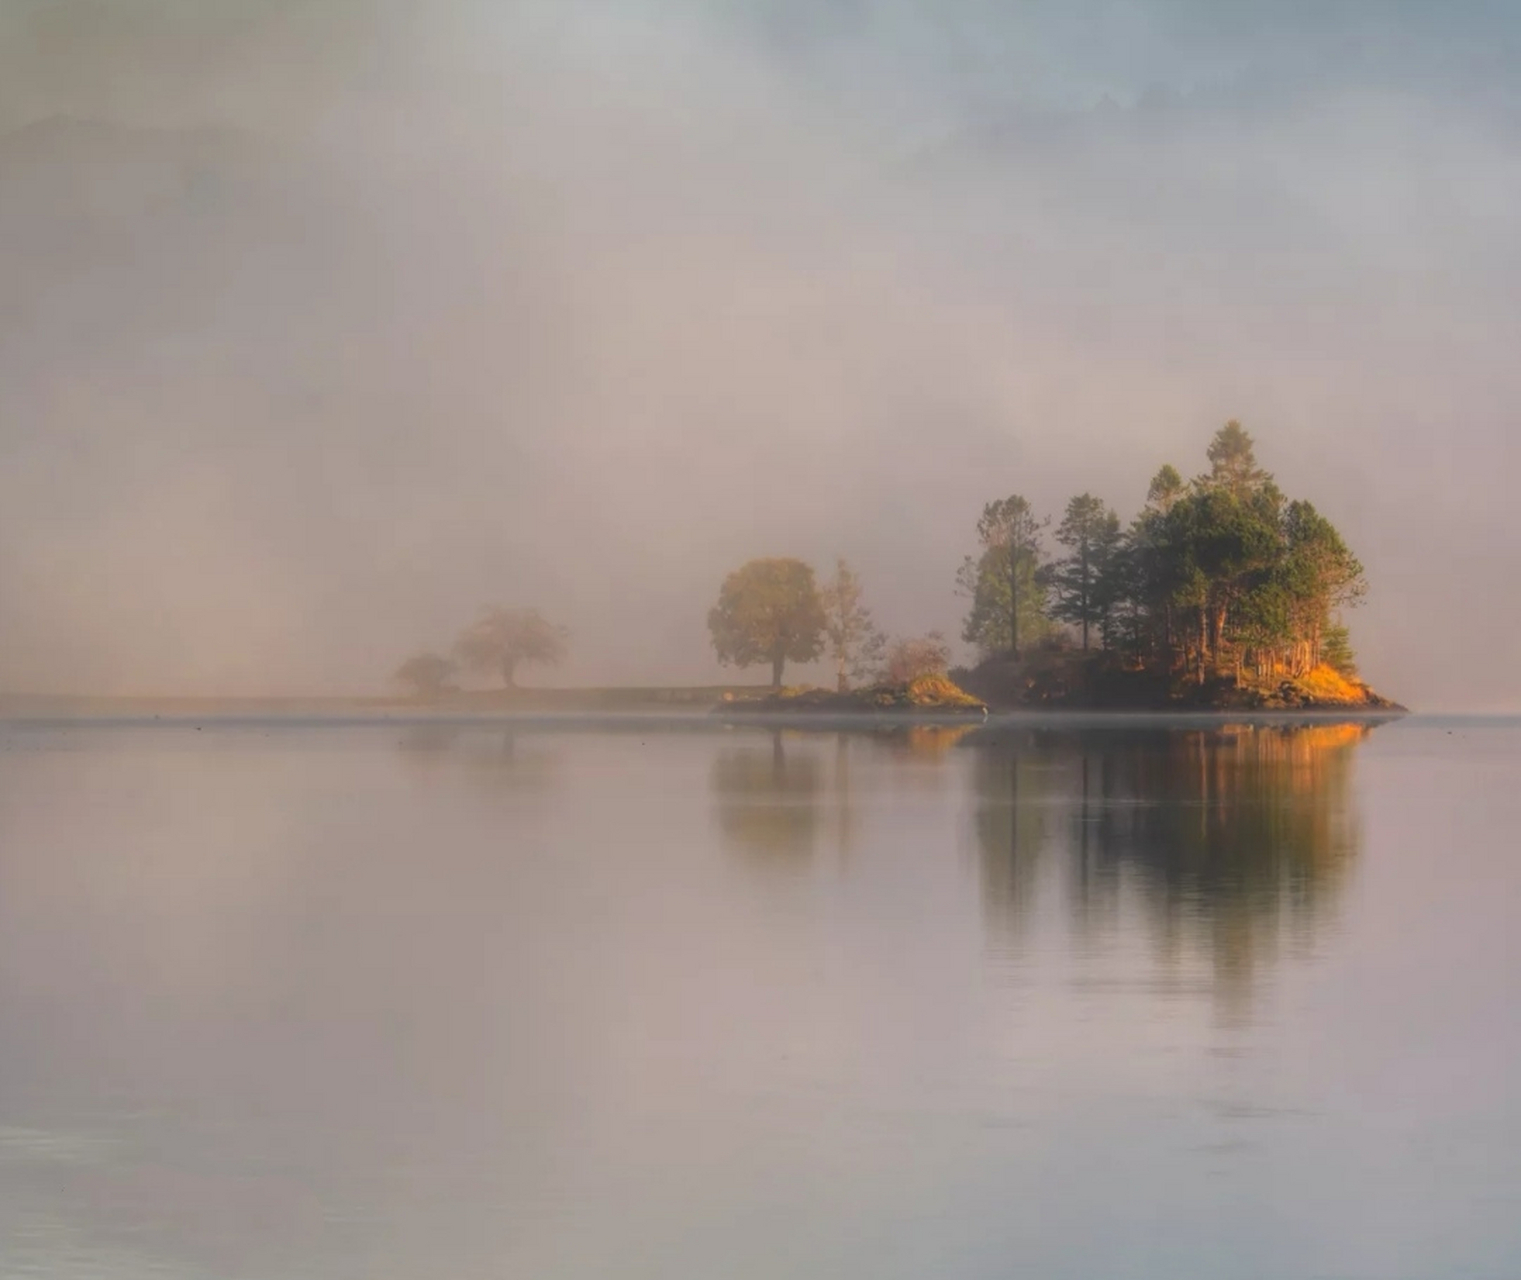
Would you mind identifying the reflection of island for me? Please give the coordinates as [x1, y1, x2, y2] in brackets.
[969, 722, 1370, 1012]
[710, 733, 824, 862]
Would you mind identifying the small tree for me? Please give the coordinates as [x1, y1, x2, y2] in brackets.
[1321, 623, 1358, 676]
[708, 557, 826, 688]
[820, 558, 886, 692]
[883, 632, 951, 684]
[394, 652, 458, 700]
[453, 607, 570, 688]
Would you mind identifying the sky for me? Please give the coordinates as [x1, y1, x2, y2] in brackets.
[1, 0, 1519, 708]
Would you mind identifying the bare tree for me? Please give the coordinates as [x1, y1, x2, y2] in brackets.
[820, 558, 886, 691]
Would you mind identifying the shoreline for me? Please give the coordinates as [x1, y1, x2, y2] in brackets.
[0, 694, 1412, 733]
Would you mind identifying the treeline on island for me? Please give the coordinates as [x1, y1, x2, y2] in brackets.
[705, 423, 1392, 712]
[954, 421, 1379, 705]
[393, 424, 1397, 711]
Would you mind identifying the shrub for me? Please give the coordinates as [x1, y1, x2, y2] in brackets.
[883, 632, 952, 683]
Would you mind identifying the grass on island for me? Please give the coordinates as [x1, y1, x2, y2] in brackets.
[732, 673, 988, 715]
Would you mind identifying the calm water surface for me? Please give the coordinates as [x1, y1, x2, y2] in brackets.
[0, 715, 1517, 1278]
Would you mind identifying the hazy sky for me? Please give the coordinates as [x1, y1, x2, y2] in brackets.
[2, 1, 1519, 708]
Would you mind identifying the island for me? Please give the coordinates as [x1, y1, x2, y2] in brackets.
[390, 422, 1403, 717]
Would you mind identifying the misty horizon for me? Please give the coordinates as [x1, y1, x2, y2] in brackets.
[3, 3, 1519, 708]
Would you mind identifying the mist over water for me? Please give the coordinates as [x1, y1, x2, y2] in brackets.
[3, 2, 1520, 706]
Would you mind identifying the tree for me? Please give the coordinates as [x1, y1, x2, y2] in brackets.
[1146, 464, 1186, 512]
[883, 632, 952, 683]
[1205, 421, 1269, 497]
[1007, 426, 1374, 688]
[1050, 494, 1123, 650]
[393, 651, 458, 700]
[819, 558, 886, 692]
[708, 558, 826, 688]
[958, 546, 1051, 659]
[1321, 623, 1358, 676]
[966, 495, 1049, 659]
[1280, 500, 1366, 673]
[453, 607, 570, 688]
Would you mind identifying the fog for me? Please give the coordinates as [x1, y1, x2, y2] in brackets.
[2, 1, 1518, 708]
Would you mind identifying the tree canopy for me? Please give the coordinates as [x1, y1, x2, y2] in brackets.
[961, 423, 1369, 683]
[959, 494, 1050, 659]
[453, 607, 570, 688]
[394, 652, 458, 700]
[1050, 493, 1123, 651]
[820, 558, 886, 692]
[708, 557, 827, 688]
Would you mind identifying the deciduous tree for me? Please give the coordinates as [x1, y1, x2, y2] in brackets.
[393, 652, 458, 700]
[820, 558, 886, 692]
[453, 607, 570, 688]
[963, 495, 1049, 659]
[708, 558, 826, 688]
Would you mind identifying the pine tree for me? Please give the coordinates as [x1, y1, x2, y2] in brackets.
[1051, 494, 1122, 650]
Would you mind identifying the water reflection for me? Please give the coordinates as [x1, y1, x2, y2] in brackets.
[710, 732, 824, 862]
[968, 721, 1369, 1012]
[8, 716, 1518, 1280]
[396, 725, 560, 794]
[710, 726, 979, 864]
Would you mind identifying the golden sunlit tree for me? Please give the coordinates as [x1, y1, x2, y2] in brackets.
[708, 557, 826, 689]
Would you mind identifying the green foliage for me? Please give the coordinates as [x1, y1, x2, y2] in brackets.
[962, 494, 1050, 658]
[962, 422, 1372, 687]
[1321, 624, 1358, 676]
[1204, 420, 1270, 496]
[958, 545, 1052, 658]
[1050, 494, 1123, 650]
[453, 607, 569, 688]
[1146, 464, 1185, 511]
[708, 557, 827, 688]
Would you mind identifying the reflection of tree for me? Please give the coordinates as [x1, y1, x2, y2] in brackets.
[711, 733, 823, 862]
[396, 726, 560, 795]
[968, 722, 1371, 1010]
[969, 728, 1061, 941]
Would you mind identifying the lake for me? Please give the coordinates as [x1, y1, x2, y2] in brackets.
[0, 714, 1517, 1278]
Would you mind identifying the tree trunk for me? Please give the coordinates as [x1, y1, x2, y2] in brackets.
[1009, 547, 1020, 661]
[771, 652, 785, 689]
[1080, 547, 1090, 651]
[837, 651, 849, 693]
[501, 656, 518, 688]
